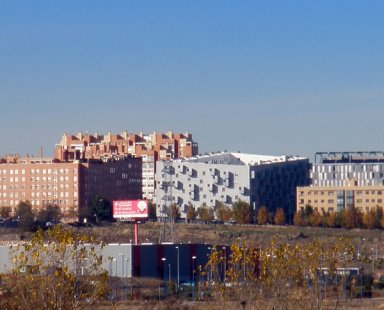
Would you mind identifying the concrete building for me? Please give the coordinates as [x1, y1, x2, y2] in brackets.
[155, 152, 309, 220]
[311, 151, 384, 187]
[297, 152, 384, 213]
[54, 131, 198, 200]
[0, 155, 142, 218]
[0, 242, 214, 283]
[297, 182, 384, 213]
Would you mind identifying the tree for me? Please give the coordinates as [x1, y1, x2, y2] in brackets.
[37, 205, 62, 225]
[293, 210, 305, 226]
[355, 208, 364, 228]
[186, 203, 197, 222]
[168, 203, 181, 222]
[205, 237, 356, 310]
[344, 208, 356, 229]
[257, 207, 268, 225]
[148, 201, 157, 220]
[309, 209, 322, 227]
[375, 207, 383, 228]
[335, 209, 346, 227]
[363, 208, 376, 229]
[197, 204, 214, 223]
[15, 200, 35, 231]
[326, 211, 337, 228]
[5, 225, 108, 309]
[0, 206, 11, 218]
[274, 208, 286, 225]
[215, 202, 233, 222]
[90, 195, 111, 223]
[232, 200, 252, 224]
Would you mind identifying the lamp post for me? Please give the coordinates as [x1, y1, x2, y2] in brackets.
[168, 263, 171, 284]
[162, 258, 167, 297]
[125, 258, 129, 300]
[109, 257, 113, 301]
[175, 246, 180, 293]
[118, 253, 124, 300]
[192, 256, 196, 300]
[113, 258, 117, 301]
[222, 247, 226, 282]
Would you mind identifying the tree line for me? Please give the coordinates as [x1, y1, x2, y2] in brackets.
[160, 200, 287, 225]
[293, 205, 384, 229]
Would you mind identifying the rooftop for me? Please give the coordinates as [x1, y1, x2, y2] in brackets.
[172, 151, 307, 166]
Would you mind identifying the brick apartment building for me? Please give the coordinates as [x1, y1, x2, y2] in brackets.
[0, 155, 142, 218]
[54, 131, 198, 200]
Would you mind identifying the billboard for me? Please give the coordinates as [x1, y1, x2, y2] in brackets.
[113, 200, 148, 219]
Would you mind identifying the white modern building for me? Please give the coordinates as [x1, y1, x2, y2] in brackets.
[155, 152, 309, 220]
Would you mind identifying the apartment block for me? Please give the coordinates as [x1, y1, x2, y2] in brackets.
[155, 152, 309, 219]
[54, 131, 198, 200]
[297, 182, 384, 213]
[0, 155, 142, 218]
[297, 151, 384, 213]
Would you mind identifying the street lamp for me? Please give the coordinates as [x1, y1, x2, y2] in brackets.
[125, 258, 130, 300]
[168, 263, 171, 283]
[192, 256, 196, 300]
[113, 258, 117, 301]
[175, 246, 180, 293]
[222, 247, 226, 282]
[108, 257, 113, 301]
[162, 258, 167, 297]
[118, 253, 124, 300]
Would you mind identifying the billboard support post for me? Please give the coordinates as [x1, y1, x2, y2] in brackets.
[113, 200, 149, 245]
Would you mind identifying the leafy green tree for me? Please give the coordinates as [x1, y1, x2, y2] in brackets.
[90, 195, 111, 223]
[15, 200, 35, 231]
[274, 208, 286, 225]
[257, 206, 268, 225]
[232, 200, 252, 224]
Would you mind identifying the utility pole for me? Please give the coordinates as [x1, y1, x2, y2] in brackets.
[159, 160, 176, 243]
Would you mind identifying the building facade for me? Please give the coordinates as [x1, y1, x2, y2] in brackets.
[54, 131, 198, 200]
[297, 152, 384, 213]
[0, 155, 142, 218]
[155, 152, 309, 220]
[297, 182, 384, 213]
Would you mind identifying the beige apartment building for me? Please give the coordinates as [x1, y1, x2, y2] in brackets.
[297, 182, 384, 213]
[0, 155, 142, 218]
[54, 131, 198, 200]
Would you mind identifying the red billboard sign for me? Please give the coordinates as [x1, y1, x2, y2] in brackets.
[113, 200, 149, 219]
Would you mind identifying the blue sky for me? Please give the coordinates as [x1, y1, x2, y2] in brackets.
[1, 1, 384, 161]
